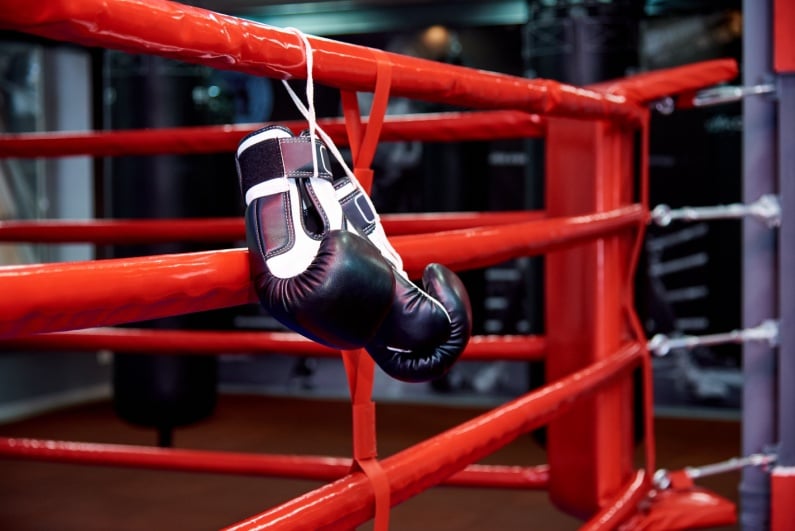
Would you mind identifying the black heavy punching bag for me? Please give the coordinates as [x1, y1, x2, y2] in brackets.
[524, 0, 641, 86]
[105, 54, 234, 446]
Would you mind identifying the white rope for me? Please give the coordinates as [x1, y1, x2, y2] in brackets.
[279, 28, 406, 275]
[281, 27, 357, 182]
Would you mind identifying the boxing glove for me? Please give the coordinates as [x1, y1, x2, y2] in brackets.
[237, 125, 395, 350]
[334, 174, 473, 382]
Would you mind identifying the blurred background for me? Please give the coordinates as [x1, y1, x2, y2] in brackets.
[0, 1, 758, 529]
[1, 0, 745, 425]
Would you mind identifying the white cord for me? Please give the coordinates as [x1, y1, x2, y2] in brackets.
[280, 28, 406, 275]
[281, 27, 357, 182]
[281, 28, 318, 179]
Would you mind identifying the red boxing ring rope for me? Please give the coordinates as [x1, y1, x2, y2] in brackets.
[580, 470, 651, 531]
[0, 111, 545, 158]
[0, 0, 644, 124]
[0, 211, 545, 243]
[0, 1, 737, 126]
[0, 437, 550, 490]
[0, 207, 643, 339]
[0, 0, 743, 528]
[0, 328, 547, 362]
[224, 343, 643, 530]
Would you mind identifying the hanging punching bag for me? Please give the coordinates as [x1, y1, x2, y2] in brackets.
[105, 54, 233, 446]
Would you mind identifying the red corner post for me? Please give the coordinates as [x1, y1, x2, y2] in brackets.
[544, 117, 638, 519]
[772, 467, 795, 531]
[775, 0, 795, 73]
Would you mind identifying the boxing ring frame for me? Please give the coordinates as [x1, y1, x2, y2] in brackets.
[0, 0, 751, 528]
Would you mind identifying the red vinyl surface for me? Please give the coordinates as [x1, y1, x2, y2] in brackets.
[0, 0, 744, 527]
[771, 468, 795, 531]
[0, 1, 735, 124]
[775, 0, 795, 73]
[225, 343, 643, 530]
[619, 487, 737, 530]
[0, 328, 547, 362]
[0, 112, 545, 158]
[544, 117, 641, 518]
[0, 211, 545, 243]
[0, 208, 644, 340]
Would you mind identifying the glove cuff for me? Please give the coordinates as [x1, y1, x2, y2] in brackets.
[237, 125, 333, 205]
[335, 177, 377, 236]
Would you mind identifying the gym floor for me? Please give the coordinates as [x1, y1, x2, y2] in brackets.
[0, 393, 740, 530]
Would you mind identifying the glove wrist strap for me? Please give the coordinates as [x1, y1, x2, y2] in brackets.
[238, 135, 332, 200]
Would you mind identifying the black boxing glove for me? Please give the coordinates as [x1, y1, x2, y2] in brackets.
[237, 125, 395, 349]
[334, 174, 473, 382]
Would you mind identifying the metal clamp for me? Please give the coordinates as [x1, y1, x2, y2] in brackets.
[648, 319, 779, 357]
[651, 194, 781, 228]
[654, 452, 777, 490]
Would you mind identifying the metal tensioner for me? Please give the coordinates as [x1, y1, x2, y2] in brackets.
[653, 81, 776, 114]
[647, 319, 779, 357]
[651, 194, 782, 228]
[653, 452, 778, 490]
[691, 82, 776, 107]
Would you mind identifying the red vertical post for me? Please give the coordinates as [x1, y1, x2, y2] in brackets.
[774, 0, 795, 73]
[772, 468, 795, 531]
[544, 117, 637, 518]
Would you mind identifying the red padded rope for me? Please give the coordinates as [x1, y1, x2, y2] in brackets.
[340, 48, 393, 531]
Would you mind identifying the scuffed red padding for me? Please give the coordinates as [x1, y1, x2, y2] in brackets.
[0, 437, 550, 489]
